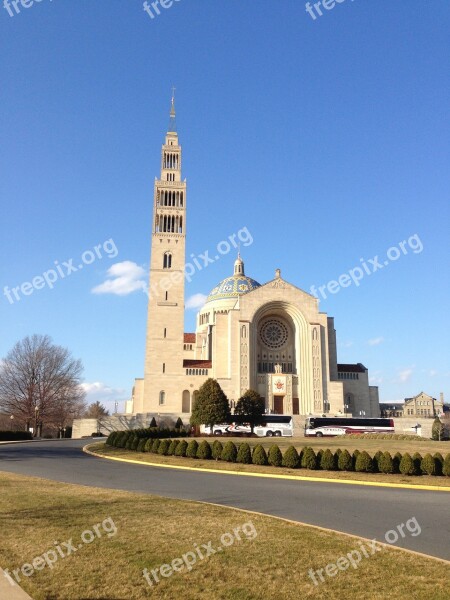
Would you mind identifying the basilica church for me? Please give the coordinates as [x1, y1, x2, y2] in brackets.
[125, 100, 380, 421]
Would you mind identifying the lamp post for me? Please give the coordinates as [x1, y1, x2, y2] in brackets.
[344, 404, 349, 416]
[34, 405, 39, 438]
[10, 415, 14, 431]
[359, 410, 366, 417]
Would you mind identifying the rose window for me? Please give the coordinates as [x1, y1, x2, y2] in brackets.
[260, 320, 288, 349]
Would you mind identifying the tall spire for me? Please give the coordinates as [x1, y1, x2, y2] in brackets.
[168, 86, 177, 133]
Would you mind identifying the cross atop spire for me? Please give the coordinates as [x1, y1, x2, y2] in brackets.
[168, 87, 177, 133]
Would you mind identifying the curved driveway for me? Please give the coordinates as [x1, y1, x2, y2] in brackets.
[0, 439, 449, 560]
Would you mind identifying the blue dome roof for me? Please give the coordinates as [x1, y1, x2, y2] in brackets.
[206, 274, 261, 304]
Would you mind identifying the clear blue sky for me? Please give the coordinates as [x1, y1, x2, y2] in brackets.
[1, 1, 449, 411]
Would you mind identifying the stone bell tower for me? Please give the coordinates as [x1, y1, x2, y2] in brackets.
[143, 93, 187, 411]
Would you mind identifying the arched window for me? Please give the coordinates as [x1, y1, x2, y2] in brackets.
[159, 391, 165, 405]
[182, 390, 190, 413]
[163, 252, 172, 269]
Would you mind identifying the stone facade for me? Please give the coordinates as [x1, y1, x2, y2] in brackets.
[127, 103, 380, 420]
[380, 392, 445, 419]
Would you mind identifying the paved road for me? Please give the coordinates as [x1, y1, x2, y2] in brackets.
[0, 439, 449, 560]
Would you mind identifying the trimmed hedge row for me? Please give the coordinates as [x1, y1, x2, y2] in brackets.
[0, 431, 33, 441]
[105, 434, 450, 477]
[105, 427, 188, 449]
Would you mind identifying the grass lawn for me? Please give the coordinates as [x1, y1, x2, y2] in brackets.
[188, 435, 450, 456]
[90, 443, 450, 489]
[0, 471, 448, 600]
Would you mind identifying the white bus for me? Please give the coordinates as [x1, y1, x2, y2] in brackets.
[304, 416, 394, 437]
[201, 415, 293, 437]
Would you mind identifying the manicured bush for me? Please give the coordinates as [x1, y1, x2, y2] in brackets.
[393, 452, 402, 474]
[355, 451, 374, 473]
[137, 438, 147, 453]
[282, 446, 300, 469]
[212, 440, 223, 460]
[378, 451, 394, 474]
[168, 440, 180, 455]
[412, 452, 423, 475]
[252, 444, 268, 466]
[433, 452, 444, 476]
[320, 449, 337, 471]
[144, 438, 153, 452]
[443, 454, 450, 477]
[399, 453, 415, 476]
[125, 436, 134, 450]
[158, 439, 171, 455]
[301, 447, 317, 470]
[151, 439, 161, 453]
[120, 432, 130, 447]
[197, 440, 212, 460]
[352, 450, 360, 470]
[338, 449, 353, 471]
[421, 453, 437, 476]
[106, 432, 118, 446]
[373, 451, 383, 473]
[130, 437, 139, 451]
[335, 448, 342, 457]
[175, 417, 184, 429]
[149, 417, 157, 428]
[122, 432, 134, 447]
[186, 440, 199, 459]
[268, 444, 283, 467]
[237, 443, 252, 464]
[175, 440, 188, 457]
[221, 441, 238, 462]
[316, 449, 323, 467]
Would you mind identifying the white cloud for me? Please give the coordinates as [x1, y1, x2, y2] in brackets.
[429, 369, 438, 377]
[369, 371, 383, 385]
[396, 367, 414, 383]
[368, 336, 384, 346]
[92, 261, 147, 296]
[340, 341, 354, 348]
[81, 382, 128, 413]
[185, 293, 207, 310]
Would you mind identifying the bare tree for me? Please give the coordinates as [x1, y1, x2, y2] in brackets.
[0, 335, 86, 437]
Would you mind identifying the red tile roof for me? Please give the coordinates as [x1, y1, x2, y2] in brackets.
[184, 333, 196, 343]
[183, 359, 212, 369]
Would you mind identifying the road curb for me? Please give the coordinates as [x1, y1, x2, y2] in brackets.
[0, 569, 34, 599]
[83, 445, 450, 493]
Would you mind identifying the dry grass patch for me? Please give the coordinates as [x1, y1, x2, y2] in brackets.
[0, 472, 448, 600]
[190, 435, 450, 456]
